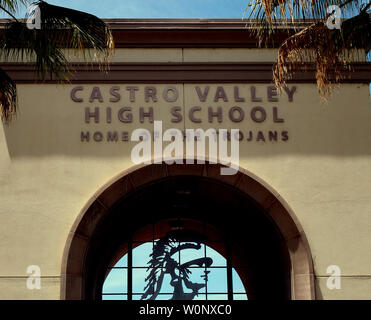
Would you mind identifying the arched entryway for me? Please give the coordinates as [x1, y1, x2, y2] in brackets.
[61, 162, 315, 300]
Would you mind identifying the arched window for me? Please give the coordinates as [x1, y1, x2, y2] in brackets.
[101, 221, 248, 300]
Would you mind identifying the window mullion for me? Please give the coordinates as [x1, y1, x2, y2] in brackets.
[128, 239, 133, 300]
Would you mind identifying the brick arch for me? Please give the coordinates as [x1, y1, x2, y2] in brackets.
[61, 162, 315, 300]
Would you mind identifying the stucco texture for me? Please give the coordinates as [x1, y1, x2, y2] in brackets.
[0, 49, 370, 299]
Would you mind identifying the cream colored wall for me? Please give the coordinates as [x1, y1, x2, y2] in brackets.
[0, 48, 279, 63]
[0, 48, 370, 300]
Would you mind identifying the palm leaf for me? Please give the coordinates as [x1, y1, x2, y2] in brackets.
[246, 0, 370, 97]
[0, 68, 16, 123]
[1, 0, 114, 79]
[0, 0, 114, 122]
[35, 1, 114, 62]
[0, 0, 28, 17]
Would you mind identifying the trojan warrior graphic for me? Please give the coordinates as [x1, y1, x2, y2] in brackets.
[141, 230, 213, 300]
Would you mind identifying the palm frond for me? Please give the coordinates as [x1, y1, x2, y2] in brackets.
[0, 68, 16, 124]
[35, 1, 114, 63]
[246, 0, 366, 46]
[0, 20, 70, 80]
[0, 1, 114, 80]
[273, 5, 370, 97]
[0, 0, 28, 15]
[248, 0, 363, 23]
[246, 0, 370, 98]
[0, 1, 114, 122]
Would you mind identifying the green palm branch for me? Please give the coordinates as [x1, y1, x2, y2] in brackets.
[0, 0, 114, 123]
[246, 0, 371, 97]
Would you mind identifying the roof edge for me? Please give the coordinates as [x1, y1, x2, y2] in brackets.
[0, 18, 322, 48]
[0, 18, 317, 30]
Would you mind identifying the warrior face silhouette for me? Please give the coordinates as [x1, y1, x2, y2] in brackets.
[140, 231, 213, 300]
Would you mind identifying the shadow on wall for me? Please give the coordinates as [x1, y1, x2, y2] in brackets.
[315, 281, 324, 300]
[2, 83, 371, 158]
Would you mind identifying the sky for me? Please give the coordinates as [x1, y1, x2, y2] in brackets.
[0, 0, 251, 19]
[0, 0, 369, 19]
[1, 0, 369, 19]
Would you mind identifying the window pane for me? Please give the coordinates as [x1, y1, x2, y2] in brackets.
[193, 294, 207, 300]
[207, 294, 228, 300]
[180, 243, 205, 265]
[206, 246, 227, 267]
[133, 268, 148, 294]
[114, 254, 127, 267]
[102, 268, 127, 294]
[207, 268, 228, 293]
[233, 294, 248, 300]
[156, 294, 173, 300]
[133, 242, 153, 267]
[232, 269, 246, 293]
[183, 268, 206, 294]
[102, 294, 127, 300]
[159, 273, 176, 294]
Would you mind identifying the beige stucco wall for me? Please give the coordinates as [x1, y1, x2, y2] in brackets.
[0, 48, 370, 299]
[2, 48, 280, 63]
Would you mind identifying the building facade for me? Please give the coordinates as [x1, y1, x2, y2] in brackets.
[0, 19, 370, 300]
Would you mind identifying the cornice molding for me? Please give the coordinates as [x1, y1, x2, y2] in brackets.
[1, 62, 370, 83]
